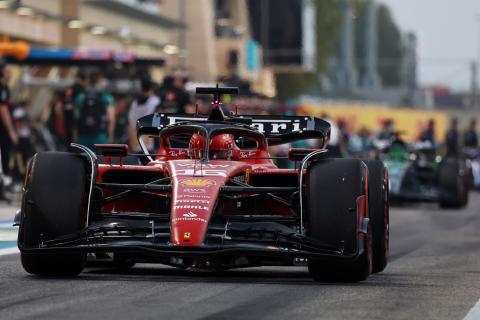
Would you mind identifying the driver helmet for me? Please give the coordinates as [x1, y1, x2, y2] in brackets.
[189, 133, 237, 160]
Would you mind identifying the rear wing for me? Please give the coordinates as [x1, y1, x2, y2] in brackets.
[137, 113, 330, 146]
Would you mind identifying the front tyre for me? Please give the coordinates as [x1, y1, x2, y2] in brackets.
[439, 158, 468, 209]
[18, 152, 88, 276]
[364, 160, 389, 273]
[306, 159, 372, 282]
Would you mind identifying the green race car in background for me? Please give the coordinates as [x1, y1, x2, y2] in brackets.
[374, 140, 468, 208]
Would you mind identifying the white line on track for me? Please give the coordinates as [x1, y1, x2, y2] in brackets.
[464, 298, 480, 320]
[0, 247, 18, 256]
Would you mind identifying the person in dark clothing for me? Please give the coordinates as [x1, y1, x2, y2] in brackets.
[157, 74, 191, 113]
[377, 119, 395, 140]
[420, 119, 436, 144]
[48, 91, 68, 149]
[12, 103, 34, 177]
[391, 131, 407, 149]
[64, 72, 86, 146]
[0, 64, 18, 176]
[74, 71, 115, 150]
[445, 117, 459, 157]
[464, 119, 478, 148]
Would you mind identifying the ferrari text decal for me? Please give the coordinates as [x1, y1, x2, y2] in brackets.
[249, 119, 303, 134]
[158, 114, 308, 135]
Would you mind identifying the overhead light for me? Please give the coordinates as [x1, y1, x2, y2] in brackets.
[16, 6, 34, 16]
[68, 20, 84, 29]
[0, 1, 10, 9]
[163, 44, 179, 55]
[90, 25, 107, 35]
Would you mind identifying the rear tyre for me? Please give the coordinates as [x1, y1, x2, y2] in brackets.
[19, 152, 88, 276]
[439, 158, 468, 209]
[364, 160, 389, 273]
[306, 159, 372, 282]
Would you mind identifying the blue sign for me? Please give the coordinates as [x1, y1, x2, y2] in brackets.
[247, 40, 259, 71]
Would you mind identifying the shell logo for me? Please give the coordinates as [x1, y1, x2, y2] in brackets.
[180, 178, 215, 187]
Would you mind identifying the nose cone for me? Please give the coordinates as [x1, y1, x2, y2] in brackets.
[170, 175, 223, 246]
[168, 160, 250, 246]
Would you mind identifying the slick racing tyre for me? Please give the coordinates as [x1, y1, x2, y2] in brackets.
[364, 160, 389, 273]
[306, 159, 372, 282]
[18, 152, 88, 276]
[439, 158, 468, 209]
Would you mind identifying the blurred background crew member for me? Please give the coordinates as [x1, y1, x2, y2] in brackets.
[445, 117, 459, 157]
[12, 103, 34, 177]
[464, 119, 478, 148]
[420, 119, 436, 144]
[391, 131, 407, 149]
[128, 79, 160, 152]
[64, 72, 86, 146]
[0, 64, 18, 177]
[48, 91, 67, 149]
[377, 119, 395, 140]
[157, 72, 191, 113]
[74, 71, 115, 150]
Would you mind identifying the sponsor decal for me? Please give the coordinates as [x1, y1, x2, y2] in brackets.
[172, 212, 207, 224]
[160, 114, 306, 134]
[172, 217, 207, 223]
[176, 163, 229, 168]
[175, 199, 210, 204]
[176, 169, 227, 177]
[180, 178, 215, 187]
[250, 120, 301, 134]
[183, 188, 207, 194]
[245, 169, 250, 184]
[232, 175, 245, 183]
[183, 212, 198, 217]
[177, 194, 211, 199]
[168, 150, 188, 157]
[239, 151, 258, 158]
[174, 205, 209, 211]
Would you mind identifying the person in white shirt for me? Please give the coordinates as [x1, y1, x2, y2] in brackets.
[128, 79, 160, 153]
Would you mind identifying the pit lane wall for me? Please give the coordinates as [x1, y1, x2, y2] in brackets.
[299, 104, 449, 142]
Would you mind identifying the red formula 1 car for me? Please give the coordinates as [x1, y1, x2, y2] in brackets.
[16, 87, 389, 282]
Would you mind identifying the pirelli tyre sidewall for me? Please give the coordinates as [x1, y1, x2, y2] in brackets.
[18, 152, 88, 276]
[363, 160, 389, 274]
[439, 157, 468, 209]
[306, 158, 372, 282]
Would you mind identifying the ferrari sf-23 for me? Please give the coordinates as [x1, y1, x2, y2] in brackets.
[15, 86, 389, 282]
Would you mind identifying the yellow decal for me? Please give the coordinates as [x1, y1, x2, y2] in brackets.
[184, 232, 191, 239]
[180, 178, 215, 187]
